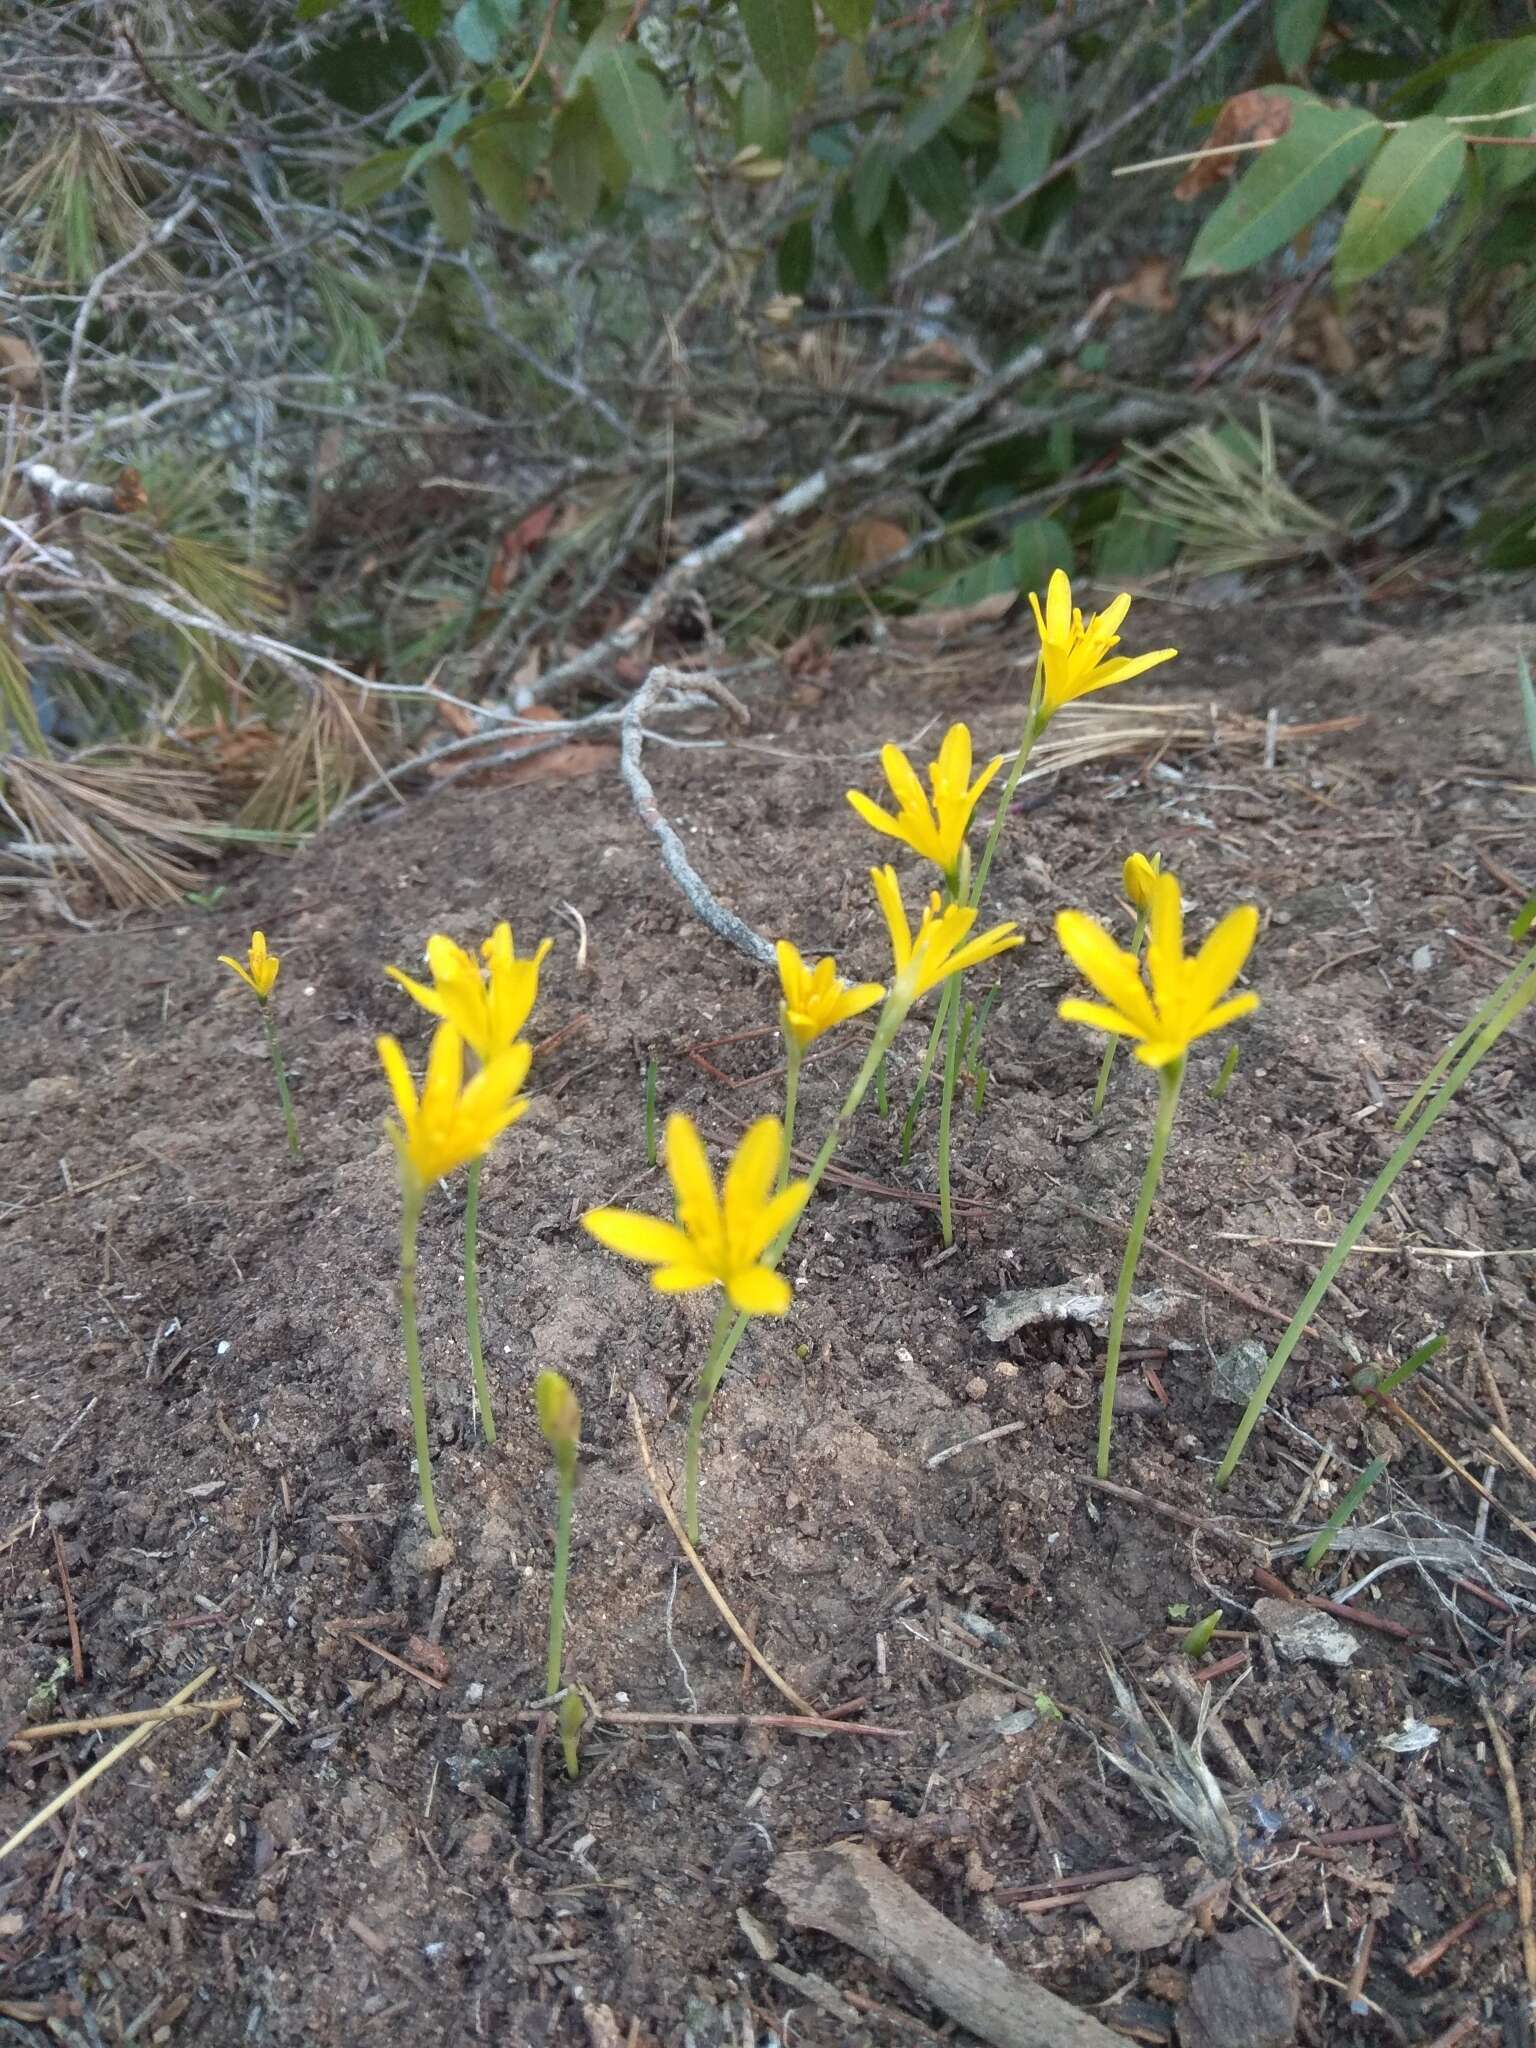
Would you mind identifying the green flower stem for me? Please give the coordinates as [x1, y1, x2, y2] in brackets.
[1394, 936, 1536, 1131]
[704, 1005, 905, 1410]
[1092, 903, 1151, 1117]
[875, 1055, 889, 1118]
[779, 1036, 803, 1194]
[260, 1002, 300, 1159]
[937, 972, 965, 1246]
[546, 1445, 575, 1694]
[897, 985, 952, 1163]
[968, 697, 1046, 911]
[684, 1297, 739, 1544]
[1100, 1056, 1184, 1480]
[463, 1157, 495, 1445]
[1216, 964, 1536, 1490]
[399, 1180, 442, 1538]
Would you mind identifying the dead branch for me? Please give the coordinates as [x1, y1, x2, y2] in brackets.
[619, 666, 775, 969]
[767, 1842, 1123, 2048]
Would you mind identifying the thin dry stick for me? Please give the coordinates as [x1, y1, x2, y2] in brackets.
[1478, 1695, 1536, 2013]
[628, 1394, 815, 1717]
[618, 668, 774, 967]
[0, 1668, 216, 1865]
[1374, 1392, 1536, 1550]
[450, 1706, 907, 1738]
[8, 1696, 243, 1747]
[51, 1527, 84, 1684]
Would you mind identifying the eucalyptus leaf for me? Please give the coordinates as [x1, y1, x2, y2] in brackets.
[820, 0, 875, 38]
[1274, 0, 1327, 74]
[901, 10, 987, 156]
[1185, 99, 1383, 276]
[1334, 117, 1467, 285]
[738, 0, 818, 101]
[423, 155, 474, 246]
[590, 40, 676, 188]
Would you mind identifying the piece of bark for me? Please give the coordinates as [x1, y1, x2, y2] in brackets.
[1178, 1927, 1298, 2048]
[767, 1843, 1122, 2048]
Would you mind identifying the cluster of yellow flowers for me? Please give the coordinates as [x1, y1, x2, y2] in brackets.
[218, 570, 1263, 1531]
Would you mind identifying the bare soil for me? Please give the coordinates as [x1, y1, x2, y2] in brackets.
[3, 597, 1534, 2048]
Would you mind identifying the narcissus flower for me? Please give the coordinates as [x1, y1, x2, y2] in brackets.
[387, 923, 551, 1063]
[1056, 871, 1259, 1069]
[776, 940, 884, 1048]
[219, 930, 280, 1001]
[378, 1023, 532, 1187]
[1123, 851, 1160, 909]
[1029, 569, 1177, 720]
[847, 723, 1003, 889]
[584, 1112, 808, 1315]
[871, 865, 1021, 1007]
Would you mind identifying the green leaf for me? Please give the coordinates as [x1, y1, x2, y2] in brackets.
[738, 0, 818, 102]
[340, 147, 415, 207]
[736, 76, 790, 158]
[1513, 895, 1536, 943]
[550, 94, 604, 221]
[1334, 117, 1466, 285]
[924, 550, 1015, 611]
[587, 38, 675, 188]
[1009, 516, 1073, 595]
[1386, 32, 1536, 109]
[1436, 44, 1536, 191]
[1095, 501, 1180, 578]
[1181, 1611, 1221, 1659]
[402, 0, 444, 32]
[820, 0, 875, 37]
[831, 186, 889, 291]
[1184, 99, 1383, 275]
[853, 141, 897, 235]
[1519, 652, 1536, 776]
[423, 155, 474, 245]
[387, 93, 453, 141]
[993, 93, 1055, 194]
[468, 129, 531, 228]
[453, 0, 517, 65]
[778, 215, 814, 294]
[900, 133, 971, 230]
[901, 10, 987, 156]
[297, 0, 343, 17]
[1275, 0, 1328, 75]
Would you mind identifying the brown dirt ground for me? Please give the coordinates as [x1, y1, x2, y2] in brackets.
[2, 598, 1534, 2048]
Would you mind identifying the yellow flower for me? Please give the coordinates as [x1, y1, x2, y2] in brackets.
[871, 865, 1021, 1006]
[1123, 852, 1160, 909]
[847, 722, 1003, 887]
[219, 930, 280, 1002]
[584, 1112, 808, 1315]
[1056, 871, 1259, 1069]
[377, 1023, 532, 1187]
[1028, 569, 1177, 720]
[776, 940, 885, 1048]
[387, 923, 551, 1063]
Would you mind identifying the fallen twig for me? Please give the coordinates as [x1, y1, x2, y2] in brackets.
[0, 1668, 218, 1864]
[619, 667, 775, 968]
[629, 1395, 815, 1716]
[767, 1842, 1123, 2048]
[51, 1527, 84, 1684]
[1477, 1695, 1536, 2011]
[1404, 1886, 1514, 1980]
[8, 1693, 243, 1747]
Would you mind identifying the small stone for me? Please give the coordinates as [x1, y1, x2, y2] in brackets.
[993, 1359, 1018, 1379]
[965, 1375, 989, 1401]
[1411, 944, 1435, 974]
[1253, 1596, 1360, 1666]
[1083, 1874, 1192, 1951]
[254, 1897, 279, 1926]
[1210, 1339, 1269, 1407]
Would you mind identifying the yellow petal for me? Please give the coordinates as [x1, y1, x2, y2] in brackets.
[838, 981, 887, 1021]
[727, 1265, 793, 1315]
[1123, 853, 1157, 909]
[880, 742, 927, 821]
[846, 790, 905, 842]
[1187, 905, 1259, 1016]
[463, 1039, 532, 1119]
[1191, 990, 1260, 1040]
[1044, 567, 1072, 639]
[1145, 874, 1184, 999]
[1132, 1037, 1190, 1070]
[384, 964, 452, 1022]
[583, 1208, 699, 1267]
[1090, 647, 1178, 690]
[664, 1113, 721, 1252]
[936, 923, 1022, 989]
[722, 1116, 784, 1257]
[935, 722, 971, 791]
[652, 1263, 720, 1294]
[425, 933, 479, 987]
[1095, 592, 1132, 638]
[421, 1023, 464, 1124]
[738, 1180, 809, 1264]
[968, 751, 1004, 804]
[1059, 998, 1146, 1040]
[218, 955, 258, 995]
[1055, 911, 1157, 1030]
[775, 939, 806, 1007]
[376, 1036, 418, 1129]
[870, 866, 911, 977]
